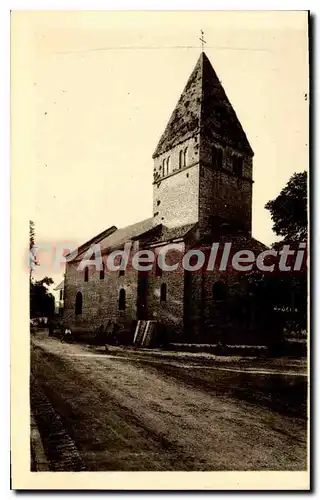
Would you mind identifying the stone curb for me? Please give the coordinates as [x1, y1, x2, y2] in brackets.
[30, 411, 49, 471]
[31, 372, 86, 471]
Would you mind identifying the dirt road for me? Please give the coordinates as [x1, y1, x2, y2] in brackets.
[31, 333, 307, 471]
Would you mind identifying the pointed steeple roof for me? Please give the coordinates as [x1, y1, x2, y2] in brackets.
[153, 52, 253, 158]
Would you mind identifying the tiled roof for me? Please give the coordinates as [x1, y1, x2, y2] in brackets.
[72, 219, 197, 260]
[199, 232, 267, 252]
[140, 223, 197, 246]
[72, 219, 156, 260]
[99, 217, 156, 253]
[67, 225, 117, 259]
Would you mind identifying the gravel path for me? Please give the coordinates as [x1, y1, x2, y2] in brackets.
[31, 333, 307, 471]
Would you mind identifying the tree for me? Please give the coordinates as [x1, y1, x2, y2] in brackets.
[265, 171, 307, 243]
[267, 170, 307, 329]
[29, 220, 35, 249]
[247, 269, 307, 348]
[251, 171, 308, 343]
[29, 220, 38, 277]
[29, 220, 55, 318]
[30, 277, 55, 318]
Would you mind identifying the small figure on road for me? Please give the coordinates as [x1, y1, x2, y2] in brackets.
[48, 318, 55, 337]
[61, 326, 72, 342]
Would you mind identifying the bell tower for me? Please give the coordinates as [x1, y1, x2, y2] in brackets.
[152, 52, 254, 236]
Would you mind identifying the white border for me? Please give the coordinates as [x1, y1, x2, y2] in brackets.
[4, 3, 316, 498]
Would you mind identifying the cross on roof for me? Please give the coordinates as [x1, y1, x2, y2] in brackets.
[199, 30, 206, 51]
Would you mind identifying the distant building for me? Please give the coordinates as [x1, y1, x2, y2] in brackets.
[63, 52, 266, 345]
[53, 280, 64, 316]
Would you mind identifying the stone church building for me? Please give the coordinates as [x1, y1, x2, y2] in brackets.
[63, 52, 266, 345]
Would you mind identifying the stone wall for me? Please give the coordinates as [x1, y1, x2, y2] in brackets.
[63, 255, 139, 332]
[152, 135, 200, 228]
[63, 242, 186, 342]
[199, 136, 253, 236]
[146, 242, 186, 342]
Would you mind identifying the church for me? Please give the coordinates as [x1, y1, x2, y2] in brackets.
[63, 51, 266, 346]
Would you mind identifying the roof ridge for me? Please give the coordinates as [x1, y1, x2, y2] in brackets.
[200, 52, 204, 136]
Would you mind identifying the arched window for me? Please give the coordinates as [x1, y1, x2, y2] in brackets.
[155, 255, 163, 277]
[166, 157, 170, 175]
[99, 262, 105, 280]
[119, 256, 125, 276]
[212, 281, 226, 301]
[183, 147, 188, 167]
[233, 155, 243, 177]
[160, 283, 167, 302]
[162, 158, 166, 177]
[212, 146, 223, 170]
[84, 267, 89, 282]
[75, 291, 83, 315]
[118, 288, 126, 311]
[217, 148, 223, 169]
[179, 150, 183, 169]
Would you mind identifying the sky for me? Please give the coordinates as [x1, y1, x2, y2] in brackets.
[12, 11, 309, 285]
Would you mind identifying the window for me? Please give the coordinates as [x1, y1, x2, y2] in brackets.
[212, 281, 226, 301]
[59, 289, 63, 300]
[233, 155, 243, 177]
[162, 156, 171, 176]
[155, 258, 163, 277]
[217, 149, 223, 169]
[179, 148, 188, 169]
[119, 258, 125, 276]
[212, 146, 217, 167]
[160, 283, 167, 302]
[161, 157, 171, 176]
[162, 158, 166, 177]
[179, 150, 183, 169]
[212, 146, 223, 170]
[99, 263, 105, 280]
[84, 267, 89, 282]
[119, 288, 126, 311]
[183, 147, 188, 167]
[166, 157, 170, 175]
[75, 291, 83, 315]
